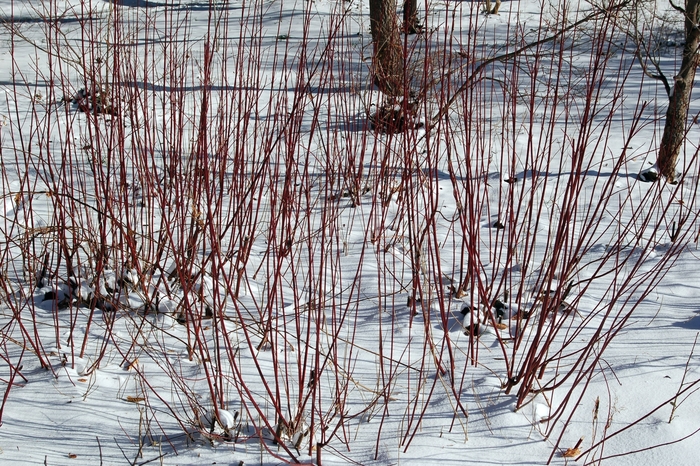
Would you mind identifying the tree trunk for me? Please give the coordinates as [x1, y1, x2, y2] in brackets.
[403, 0, 421, 34]
[658, 0, 700, 182]
[484, 0, 501, 14]
[369, 0, 404, 96]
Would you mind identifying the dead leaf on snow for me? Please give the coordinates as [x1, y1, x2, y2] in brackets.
[124, 358, 139, 371]
[125, 396, 146, 403]
[562, 447, 581, 457]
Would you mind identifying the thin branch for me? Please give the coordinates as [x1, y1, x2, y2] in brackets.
[669, 0, 686, 14]
[429, 1, 630, 127]
[634, 41, 672, 96]
[577, 377, 700, 460]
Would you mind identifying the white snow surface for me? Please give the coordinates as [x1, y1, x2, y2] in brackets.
[0, 0, 699, 464]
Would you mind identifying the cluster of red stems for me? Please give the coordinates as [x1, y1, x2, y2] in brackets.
[0, 0, 698, 464]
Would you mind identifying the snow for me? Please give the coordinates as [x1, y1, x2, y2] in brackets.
[0, 0, 699, 464]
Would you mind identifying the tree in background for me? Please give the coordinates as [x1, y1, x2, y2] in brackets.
[403, 0, 422, 34]
[369, 0, 404, 96]
[657, 0, 699, 182]
[630, 0, 700, 182]
[484, 0, 502, 15]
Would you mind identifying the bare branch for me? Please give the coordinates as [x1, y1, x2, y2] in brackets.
[429, 1, 630, 127]
[634, 39, 672, 96]
[669, 0, 686, 14]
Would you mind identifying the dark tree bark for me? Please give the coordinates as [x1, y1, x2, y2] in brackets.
[403, 0, 421, 34]
[369, 0, 404, 96]
[658, 0, 700, 182]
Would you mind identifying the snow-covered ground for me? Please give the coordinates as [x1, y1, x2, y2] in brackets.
[0, 0, 699, 464]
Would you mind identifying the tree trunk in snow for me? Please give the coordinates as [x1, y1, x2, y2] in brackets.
[369, 0, 404, 96]
[403, 0, 421, 34]
[658, 0, 700, 182]
[484, 0, 501, 14]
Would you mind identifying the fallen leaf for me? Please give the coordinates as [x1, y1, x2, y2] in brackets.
[125, 358, 139, 371]
[563, 447, 581, 458]
[68, 453, 77, 459]
[77, 378, 87, 383]
[126, 396, 146, 403]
